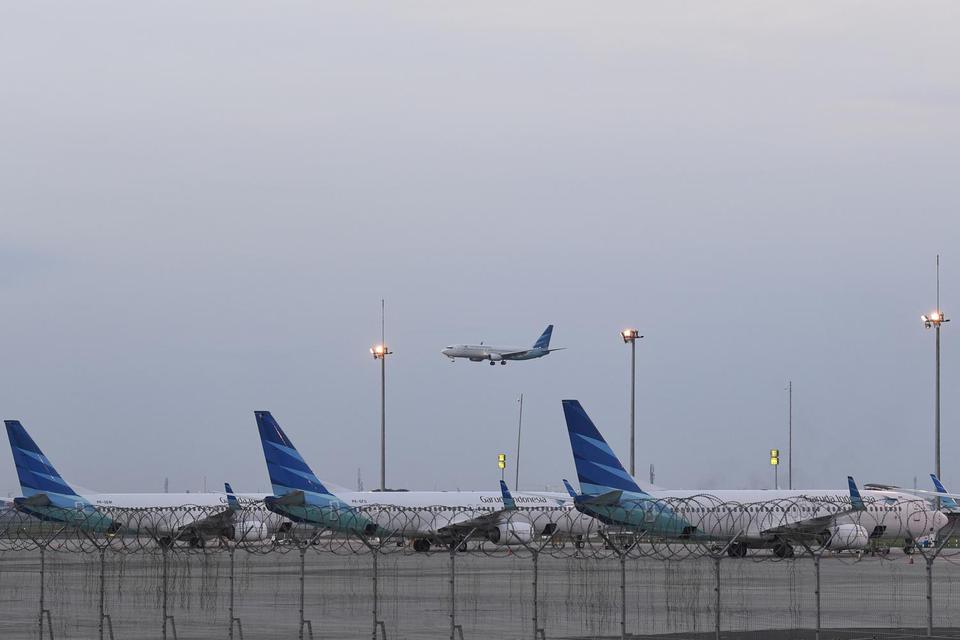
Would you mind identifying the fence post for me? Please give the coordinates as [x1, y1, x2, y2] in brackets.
[449, 543, 457, 640]
[531, 551, 539, 640]
[926, 555, 934, 637]
[371, 549, 380, 640]
[713, 555, 721, 640]
[38, 545, 45, 640]
[228, 547, 244, 640]
[98, 548, 105, 640]
[621, 552, 627, 640]
[814, 553, 821, 640]
[298, 546, 314, 640]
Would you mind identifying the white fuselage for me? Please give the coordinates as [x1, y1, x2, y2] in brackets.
[333, 489, 595, 539]
[441, 344, 546, 362]
[79, 492, 276, 537]
[642, 487, 946, 544]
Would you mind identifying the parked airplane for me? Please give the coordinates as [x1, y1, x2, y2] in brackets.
[255, 410, 594, 551]
[441, 325, 563, 365]
[561, 400, 949, 558]
[4, 420, 279, 546]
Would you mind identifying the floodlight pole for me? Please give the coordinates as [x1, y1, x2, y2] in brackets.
[371, 300, 392, 492]
[621, 330, 643, 477]
[922, 256, 949, 510]
[788, 381, 792, 490]
[515, 393, 523, 489]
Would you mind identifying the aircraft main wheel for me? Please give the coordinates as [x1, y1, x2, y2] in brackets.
[773, 542, 794, 559]
[727, 542, 747, 558]
[904, 544, 915, 555]
[489, 361, 496, 366]
[500, 361, 506, 365]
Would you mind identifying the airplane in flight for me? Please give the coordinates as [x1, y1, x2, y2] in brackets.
[4, 420, 280, 546]
[441, 324, 563, 365]
[560, 400, 949, 558]
[255, 410, 595, 551]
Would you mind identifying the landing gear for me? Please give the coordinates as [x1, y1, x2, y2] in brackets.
[773, 541, 795, 559]
[904, 541, 916, 555]
[489, 361, 496, 366]
[500, 361, 506, 365]
[726, 542, 748, 558]
[412, 539, 431, 553]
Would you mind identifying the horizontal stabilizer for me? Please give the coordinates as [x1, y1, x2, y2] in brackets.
[576, 489, 623, 506]
[15, 494, 52, 508]
[272, 490, 305, 507]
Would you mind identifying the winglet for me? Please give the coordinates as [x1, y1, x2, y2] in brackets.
[225, 482, 240, 510]
[562, 479, 578, 498]
[499, 480, 517, 511]
[848, 476, 865, 511]
[931, 474, 959, 510]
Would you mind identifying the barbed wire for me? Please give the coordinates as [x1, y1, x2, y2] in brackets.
[1, 494, 955, 562]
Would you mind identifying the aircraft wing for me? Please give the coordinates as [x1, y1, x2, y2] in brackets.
[761, 476, 867, 537]
[176, 508, 236, 539]
[436, 481, 517, 536]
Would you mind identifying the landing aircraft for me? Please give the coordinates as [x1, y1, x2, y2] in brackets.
[256, 410, 594, 551]
[561, 400, 949, 557]
[441, 325, 563, 365]
[4, 420, 279, 546]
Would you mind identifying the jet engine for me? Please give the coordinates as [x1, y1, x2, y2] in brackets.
[486, 522, 534, 546]
[487, 353, 503, 362]
[824, 524, 870, 550]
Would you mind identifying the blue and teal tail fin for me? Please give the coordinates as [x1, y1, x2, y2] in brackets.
[562, 479, 578, 498]
[4, 420, 83, 508]
[499, 480, 517, 511]
[255, 411, 333, 498]
[562, 400, 647, 497]
[931, 474, 959, 511]
[847, 476, 865, 511]
[533, 325, 554, 350]
[224, 482, 240, 510]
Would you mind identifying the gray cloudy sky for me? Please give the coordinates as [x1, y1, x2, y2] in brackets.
[1, 3, 958, 497]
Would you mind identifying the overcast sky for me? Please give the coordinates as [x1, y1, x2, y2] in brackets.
[1, 3, 958, 497]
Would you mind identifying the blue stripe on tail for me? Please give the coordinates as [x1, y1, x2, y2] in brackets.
[561, 400, 647, 497]
[255, 411, 332, 497]
[4, 420, 84, 508]
[533, 325, 554, 350]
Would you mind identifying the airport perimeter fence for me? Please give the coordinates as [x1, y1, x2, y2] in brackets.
[1, 495, 960, 640]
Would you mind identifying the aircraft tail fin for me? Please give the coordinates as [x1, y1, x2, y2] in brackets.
[255, 411, 334, 498]
[931, 474, 959, 511]
[562, 479, 578, 498]
[4, 420, 82, 506]
[533, 325, 554, 350]
[224, 482, 240, 510]
[499, 480, 517, 511]
[562, 400, 648, 497]
[847, 476, 866, 511]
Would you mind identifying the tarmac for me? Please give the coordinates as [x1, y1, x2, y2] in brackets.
[1, 547, 958, 639]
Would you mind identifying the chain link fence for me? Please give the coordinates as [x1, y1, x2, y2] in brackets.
[1, 499, 958, 639]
